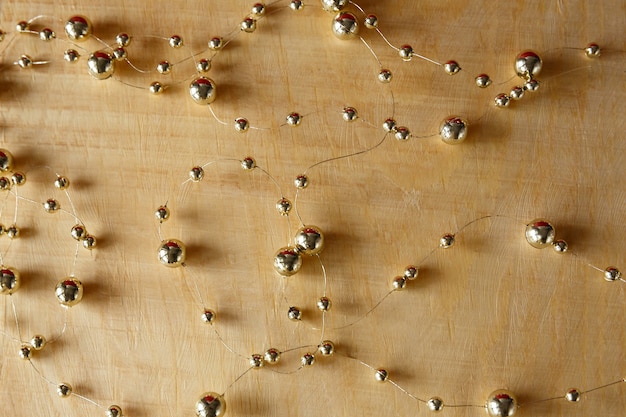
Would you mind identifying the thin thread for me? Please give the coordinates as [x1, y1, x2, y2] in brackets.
[221, 366, 253, 396]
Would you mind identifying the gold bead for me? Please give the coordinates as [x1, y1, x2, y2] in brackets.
[16, 55, 33, 69]
[364, 14, 378, 29]
[475, 73, 492, 88]
[54, 176, 70, 189]
[71, 224, 88, 240]
[208, 37, 223, 50]
[197, 58, 211, 73]
[404, 266, 418, 280]
[565, 388, 581, 402]
[287, 306, 302, 321]
[318, 340, 335, 356]
[584, 42, 601, 58]
[234, 118, 250, 132]
[157, 239, 187, 267]
[494, 93, 511, 108]
[190, 166, 204, 182]
[149, 81, 164, 95]
[392, 276, 407, 290]
[155, 205, 170, 222]
[189, 77, 217, 105]
[115, 33, 131, 47]
[241, 18, 257, 33]
[264, 348, 281, 364]
[439, 233, 455, 248]
[241, 157, 256, 170]
[378, 69, 392, 83]
[321, 0, 348, 12]
[6, 225, 20, 239]
[443, 60, 461, 75]
[55, 278, 84, 307]
[525, 219, 555, 249]
[43, 198, 61, 214]
[286, 112, 302, 126]
[294, 225, 324, 256]
[427, 397, 444, 412]
[317, 296, 331, 311]
[514, 51, 542, 80]
[604, 266, 622, 282]
[196, 392, 226, 417]
[30, 334, 47, 350]
[399, 44, 413, 61]
[332, 12, 359, 40]
[375, 368, 388, 382]
[273, 246, 303, 276]
[301, 352, 315, 366]
[18, 344, 32, 360]
[57, 383, 73, 397]
[112, 47, 127, 61]
[250, 353, 264, 368]
[39, 28, 55, 41]
[201, 309, 216, 324]
[0, 149, 14, 172]
[16, 21, 29, 32]
[11, 171, 26, 186]
[294, 174, 309, 189]
[82, 234, 97, 250]
[106, 405, 123, 417]
[0, 177, 10, 191]
[439, 116, 468, 145]
[276, 198, 292, 215]
[0, 266, 20, 294]
[251, 3, 266, 17]
[342, 106, 358, 122]
[485, 390, 518, 417]
[156, 60, 171, 75]
[87, 51, 115, 80]
[394, 127, 410, 141]
[289, 0, 304, 11]
[65, 16, 92, 41]
[169, 35, 183, 48]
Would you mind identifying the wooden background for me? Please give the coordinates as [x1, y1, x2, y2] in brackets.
[0, 0, 624, 416]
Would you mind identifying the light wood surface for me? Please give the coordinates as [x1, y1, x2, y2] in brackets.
[0, 1, 624, 416]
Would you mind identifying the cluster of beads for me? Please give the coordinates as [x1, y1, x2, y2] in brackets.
[1, 1, 622, 417]
[0, 149, 110, 413]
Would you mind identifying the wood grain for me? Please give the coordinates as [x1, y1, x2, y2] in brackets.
[0, 1, 624, 416]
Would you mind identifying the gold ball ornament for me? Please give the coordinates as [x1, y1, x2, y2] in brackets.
[65, 15, 92, 41]
[87, 51, 115, 80]
[158, 239, 187, 267]
[273, 246, 303, 276]
[0, 267, 20, 294]
[525, 219, 555, 249]
[189, 77, 217, 105]
[294, 225, 324, 256]
[196, 392, 226, 417]
[55, 278, 84, 307]
[485, 389, 518, 417]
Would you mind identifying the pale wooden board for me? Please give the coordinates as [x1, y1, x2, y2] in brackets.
[0, 1, 624, 416]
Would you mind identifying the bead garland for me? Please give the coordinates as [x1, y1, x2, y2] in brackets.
[0, 0, 624, 416]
